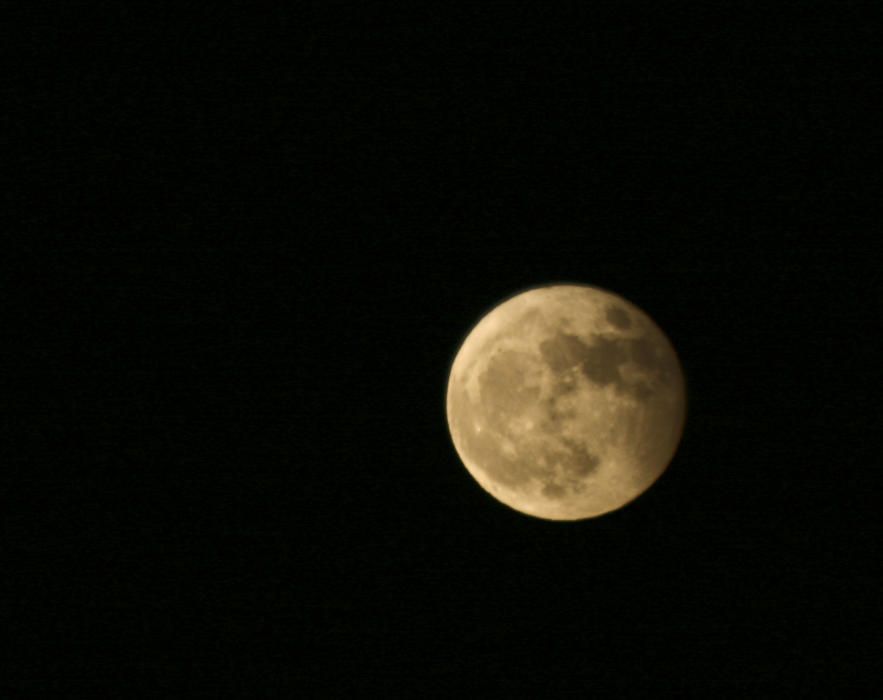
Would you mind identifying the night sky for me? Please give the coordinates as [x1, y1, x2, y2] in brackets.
[7, 2, 881, 694]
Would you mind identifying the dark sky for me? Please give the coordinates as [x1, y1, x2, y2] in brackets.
[7, 1, 881, 695]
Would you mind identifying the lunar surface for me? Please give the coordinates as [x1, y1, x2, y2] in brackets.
[445, 284, 686, 520]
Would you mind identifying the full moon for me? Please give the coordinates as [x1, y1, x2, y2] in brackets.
[446, 283, 686, 520]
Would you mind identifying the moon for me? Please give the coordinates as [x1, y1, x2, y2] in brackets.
[445, 283, 686, 520]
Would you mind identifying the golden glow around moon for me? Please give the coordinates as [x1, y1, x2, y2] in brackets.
[445, 284, 686, 520]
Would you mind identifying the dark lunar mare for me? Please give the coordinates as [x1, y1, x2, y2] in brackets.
[539, 331, 672, 400]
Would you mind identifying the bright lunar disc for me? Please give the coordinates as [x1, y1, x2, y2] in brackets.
[446, 283, 686, 520]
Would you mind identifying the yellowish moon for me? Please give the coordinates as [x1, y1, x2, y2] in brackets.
[446, 283, 686, 520]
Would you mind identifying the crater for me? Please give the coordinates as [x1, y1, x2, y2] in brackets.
[461, 424, 537, 489]
[579, 335, 627, 387]
[558, 439, 601, 478]
[542, 483, 568, 499]
[605, 305, 631, 329]
[631, 382, 654, 400]
[517, 308, 545, 332]
[478, 349, 541, 424]
[628, 337, 657, 369]
[539, 332, 592, 373]
[543, 398, 576, 427]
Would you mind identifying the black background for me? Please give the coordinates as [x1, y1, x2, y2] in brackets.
[6, 1, 882, 695]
